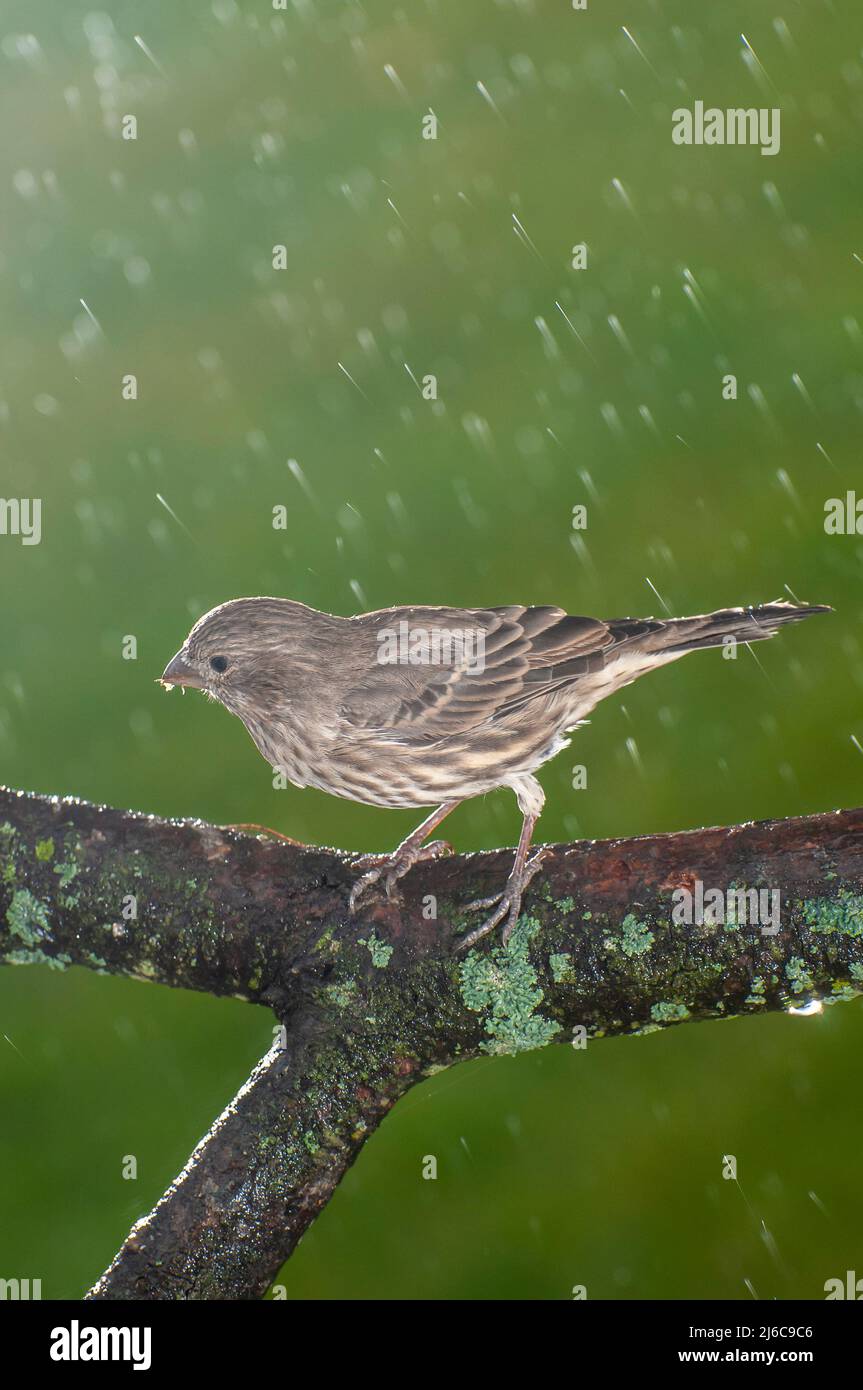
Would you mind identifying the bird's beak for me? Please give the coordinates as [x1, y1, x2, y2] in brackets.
[160, 650, 204, 690]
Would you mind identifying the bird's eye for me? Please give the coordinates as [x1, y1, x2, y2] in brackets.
[209, 655, 229, 674]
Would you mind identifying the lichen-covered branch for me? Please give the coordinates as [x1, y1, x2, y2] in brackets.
[2, 785, 862, 1299]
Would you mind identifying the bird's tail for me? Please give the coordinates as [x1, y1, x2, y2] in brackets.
[642, 600, 831, 656]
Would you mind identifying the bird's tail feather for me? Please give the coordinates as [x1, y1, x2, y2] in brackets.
[648, 601, 831, 656]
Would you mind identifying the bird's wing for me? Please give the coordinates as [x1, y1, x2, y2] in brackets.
[336, 605, 658, 744]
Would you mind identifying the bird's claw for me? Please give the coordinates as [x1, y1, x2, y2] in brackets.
[348, 839, 454, 914]
[348, 867, 387, 913]
[458, 848, 550, 951]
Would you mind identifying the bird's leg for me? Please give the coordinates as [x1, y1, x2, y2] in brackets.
[458, 807, 548, 953]
[349, 800, 461, 912]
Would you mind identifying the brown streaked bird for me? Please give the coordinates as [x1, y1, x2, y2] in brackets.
[160, 597, 830, 951]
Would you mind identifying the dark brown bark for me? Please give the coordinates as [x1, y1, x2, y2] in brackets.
[1, 786, 861, 1299]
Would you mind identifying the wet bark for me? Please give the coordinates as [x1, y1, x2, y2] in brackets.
[1, 786, 861, 1299]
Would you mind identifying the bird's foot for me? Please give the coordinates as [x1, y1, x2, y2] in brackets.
[458, 848, 550, 952]
[348, 840, 454, 913]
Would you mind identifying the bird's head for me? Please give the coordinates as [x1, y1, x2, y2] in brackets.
[160, 597, 333, 719]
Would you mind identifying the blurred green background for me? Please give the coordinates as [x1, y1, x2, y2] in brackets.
[1, 0, 862, 1300]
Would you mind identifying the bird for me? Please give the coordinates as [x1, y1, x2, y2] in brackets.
[160, 596, 830, 951]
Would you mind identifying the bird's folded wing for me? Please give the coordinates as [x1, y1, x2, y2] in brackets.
[335, 605, 631, 744]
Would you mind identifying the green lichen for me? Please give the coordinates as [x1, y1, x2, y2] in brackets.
[302, 1131, 320, 1155]
[34, 838, 54, 862]
[650, 1000, 690, 1024]
[6, 889, 50, 947]
[850, 963, 863, 982]
[785, 956, 815, 994]
[6, 947, 68, 970]
[1, 823, 17, 885]
[313, 923, 337, 953]
[801, 892, 863, 938]
[549, 952, 575, 984]
[558, 896, 575, 914]
[823, 983, 862, 1005]
[360, 932, 393, 969]
[460, 915, 561, 1056]
[620, 914, 654, 957]
[327, 978, 358, 1008]
[54, 860, 79, 888]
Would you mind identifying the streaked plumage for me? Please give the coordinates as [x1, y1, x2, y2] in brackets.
[161, 596, 829, 948]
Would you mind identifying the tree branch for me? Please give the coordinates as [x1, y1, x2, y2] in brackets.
[2, 786, 861, 1299]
